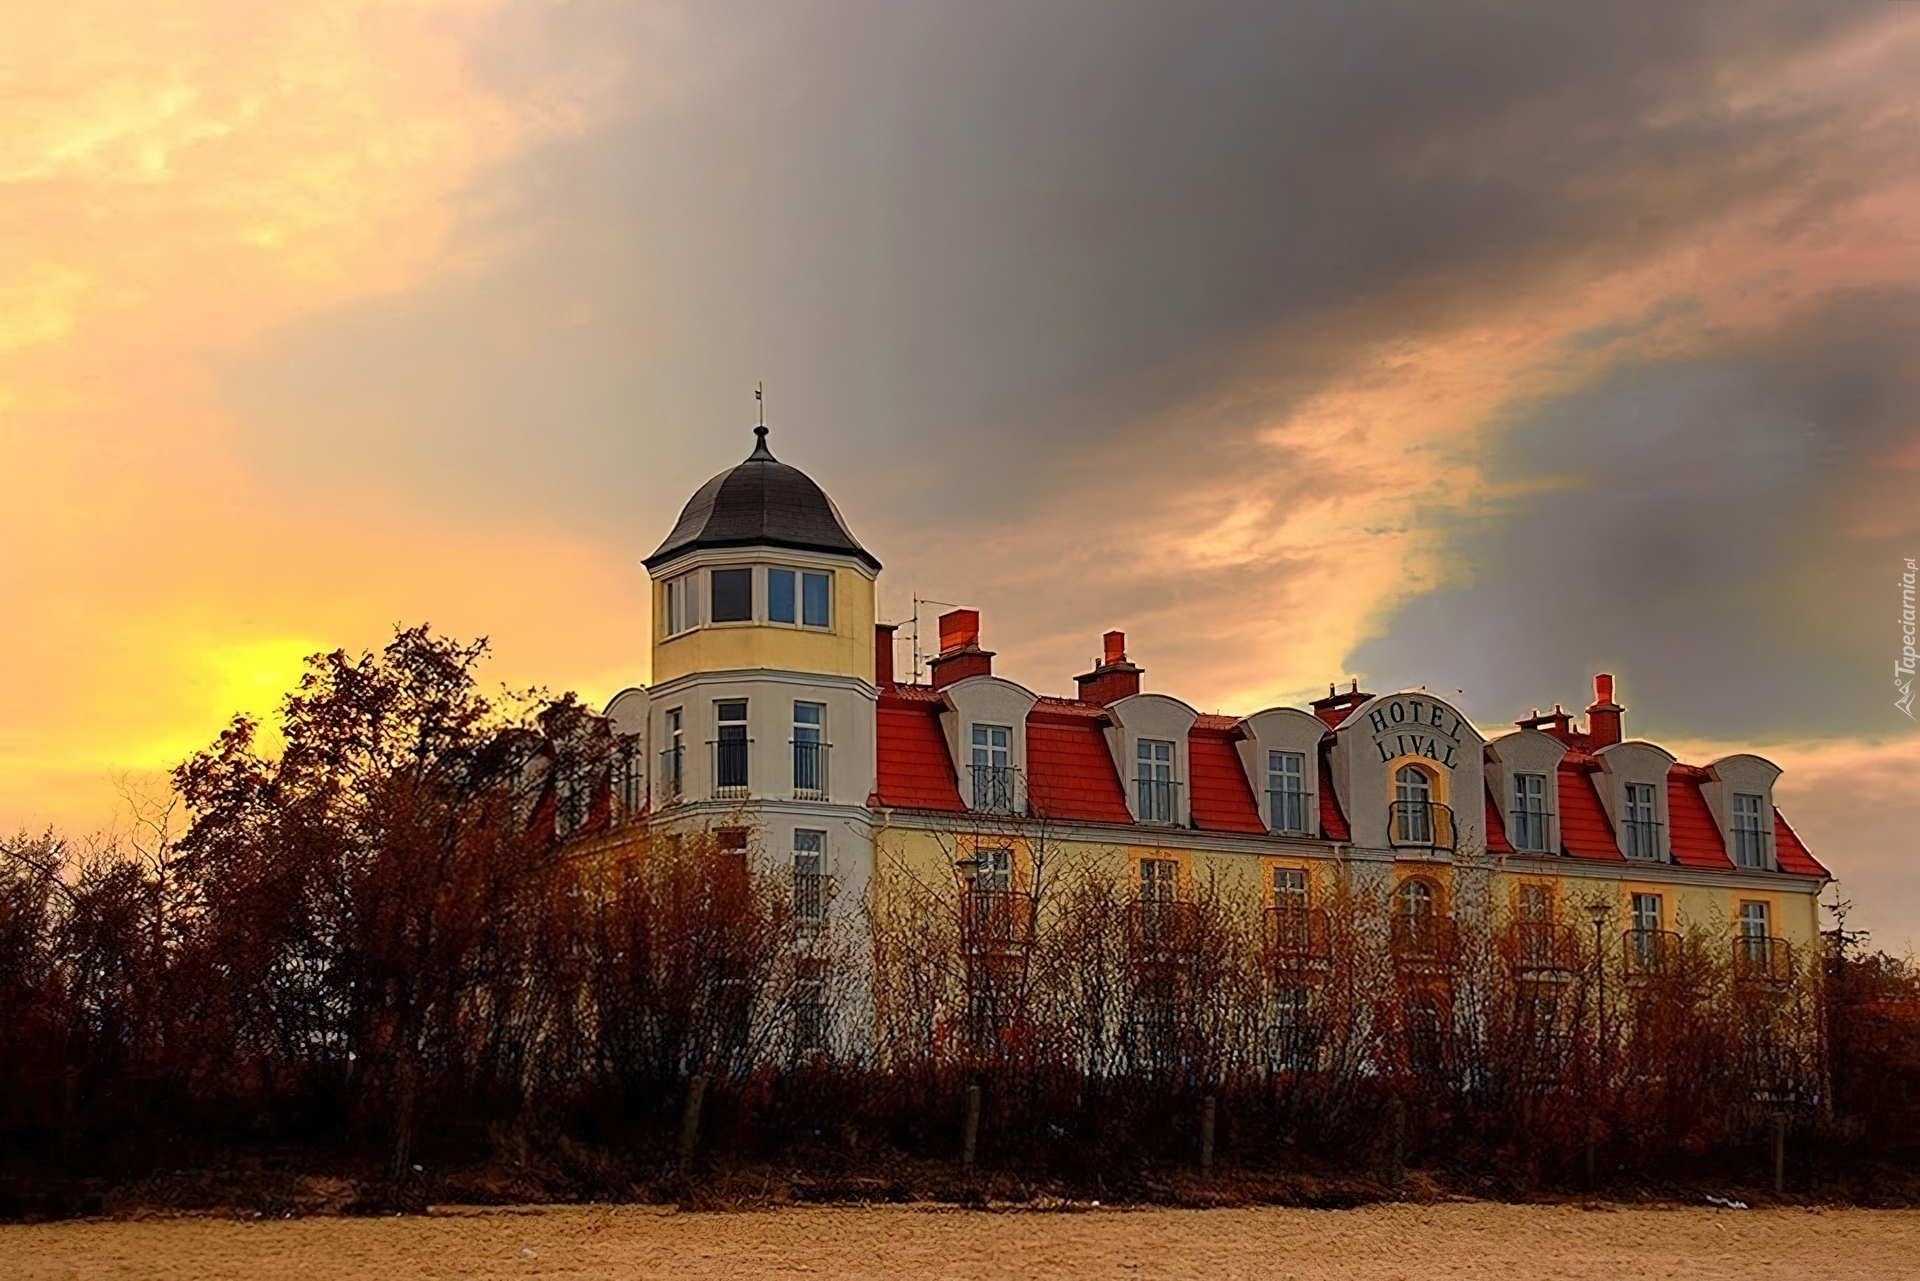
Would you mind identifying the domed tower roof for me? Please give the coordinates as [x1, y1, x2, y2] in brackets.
[644, 427, 880, 572]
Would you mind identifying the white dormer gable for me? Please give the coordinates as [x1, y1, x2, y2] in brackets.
[1235, 707, 1327, 836]
[1701, 753, 1783, 871]
[938, 674, 1040, 814]
[1103, 693, 1199, 827]
[1593, 740, 1677, 861]
[1485, 728, 1568, 855]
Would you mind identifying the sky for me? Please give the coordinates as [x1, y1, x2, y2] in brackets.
[3, 1, 1917, 947]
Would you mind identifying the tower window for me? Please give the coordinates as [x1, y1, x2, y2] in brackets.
[802, 572, 831, 627]
[711, 568, 753, 622]
[664, 572, 701, 635]
[768, 568, 797, 623]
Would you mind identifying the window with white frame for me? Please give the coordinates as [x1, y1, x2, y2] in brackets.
[793, 830, 826, 924]
[802, 571, 831, 627]
[710, 567, 753, 622]
[1267, 750, 1307, 834]
[1621, 782, 1659, 859]
[714, 700, 749, 795]
[664, 572, 701, 636]
[1512, 772, 1550, 852]
[1731, 793, 1769, 868]
[1739, 900, 1769, 938]
[768, 568, 797, 624]
[1139, 857, 1178, 902]
[1136, 739, 1175, 823]
[792, 701, 826, 797]
[1394, 766, 1434, 845]
[971, 724, 1014, 811]
[660, 708, 685, 801]
[1629, 892, 1665, 970]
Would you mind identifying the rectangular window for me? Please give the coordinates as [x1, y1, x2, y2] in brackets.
[715, 700, 748, 793]
[1272, 867, 1307, 915]
[664, 572, 701, 635]
[1631, 893, 1662, 933]
[1139, 857, 1179, 902]
[802, 572, 831, 628]
[1739, 900, 1769, 937]
[768, 568, 797, 623]
[1267, 750, 1307, 834]
[1732, 792, 1768, 868]
[616, 736, 643, 815]
[1622, 783, 1659, 859]
[1512, 773, 1549, 851]
[1136, 738, 1175, 824]
[793, 701, 826, 797]
[1629, 892, 1664, 972]
[970, 723, 1013, 811]
[661, 708, 685, 801]
[710, 567, 753, 622]
[976, 847, 1012, 893]
[793, 830, 825, 924]
[1519, 884, 1552, 922]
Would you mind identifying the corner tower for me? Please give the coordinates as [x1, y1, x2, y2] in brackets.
[641, 424, 880, 828]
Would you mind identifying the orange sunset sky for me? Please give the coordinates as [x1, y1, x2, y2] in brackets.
[3, 2, 1917, 947]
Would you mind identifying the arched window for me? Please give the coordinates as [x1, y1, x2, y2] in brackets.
[1397, 878, 1434, 922]
[1394, 765, 1434, 844]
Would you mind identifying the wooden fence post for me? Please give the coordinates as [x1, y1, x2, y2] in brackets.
[678, 1074, 708, 1181]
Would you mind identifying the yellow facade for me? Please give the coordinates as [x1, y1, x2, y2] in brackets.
[650, 559, 878, 686]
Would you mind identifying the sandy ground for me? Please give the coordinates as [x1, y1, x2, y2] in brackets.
[6, 1202, 1918, 1280]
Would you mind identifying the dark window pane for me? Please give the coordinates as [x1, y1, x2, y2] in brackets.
[768, 568, 796, 623]
[711, 568, 753, 621]
[802, 572, 830, 627]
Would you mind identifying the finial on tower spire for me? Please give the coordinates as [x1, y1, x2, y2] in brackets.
[749, 382, 775, 459]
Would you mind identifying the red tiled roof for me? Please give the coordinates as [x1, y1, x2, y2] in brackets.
[1187, 724, 1265, 835]
[1773, 809, 1828, 877]
[1317, 745, 1350, 841]
[1025, 698, 1133, 824]
[1557, 754, 1623, 860]
[1484, 783, 1513, 854]
[873, 688, 964, 811]
[1666, 766, 1734, 870]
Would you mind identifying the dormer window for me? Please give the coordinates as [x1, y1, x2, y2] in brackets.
[1622, 782, 1660, 859]
[1511, 773, 1549, 852]
[1136, 739, 1176, 823]
[971, 724, 1014, 811]
[1267, 750, 1308, 834]
[1731, 793, 1770, 868]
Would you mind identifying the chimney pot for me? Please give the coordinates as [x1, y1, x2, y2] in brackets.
[938, 609, 980, 655]
[1585, 671, 1624, 746]
[1103, 630, 1127, 665]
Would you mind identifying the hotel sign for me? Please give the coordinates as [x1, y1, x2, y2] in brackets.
[1365, 697, 1466, 769]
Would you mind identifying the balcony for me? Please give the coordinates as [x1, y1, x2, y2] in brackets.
[1733, 935, 1792, 985]
[791, 740, 830, 801]
[1390, 915, 1457, 969]
[1620, 818, 1664, 861]
[711, 739, 749, 800]
[1730, 828, 1774, 871]
[1135, 778, 1180, 825]
[1127, 898, 1202, 959]
[1622, 927, 1681, 978]
[1508, 808, 1554, 853]
[1388, 801, 1456, 852]
[1265, 907, 1332, 968]
[969, 764, 1021, 814]
[657, 745, 685, 804]
[1508, 921, 1579, 975]
[792, 868, 826, 928]
[961, 888, 1034, 954]
[1266, 787, 1311, 836]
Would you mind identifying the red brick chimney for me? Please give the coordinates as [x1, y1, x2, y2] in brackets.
[1074, 630, 1143, 704]
[874, 623, 898, 688]
[929, 609, 994, 688]
[1310, 679, 1373, 728]
[1585, 672, 1624, 747]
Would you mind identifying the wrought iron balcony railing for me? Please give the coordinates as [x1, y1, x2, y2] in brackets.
[1388, 801, 1456, 851]
[1733, 935, 1792, 984]
[1508, 920, 1578, 974]
[1126, 898, 1202, 957]
[1730, 828, 1774, 870]
[1265, 907, 1332, 965]
[657, 745, 684, 804]
[961, 888, 1035, 952]
[1508, 809, 1554, 853]
[969, 764, 1021, 814]
[1622, 927, 1681, 978]
[791, 740, 829, 800]
[792, 869, 826, 927]
[710, 739, 749, 799]
[1390, 915, 1457, 967]
[1267, 787, 1311, 836]
[1135, 778, 1180, 825]
[1620, 818, 1664, 861]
